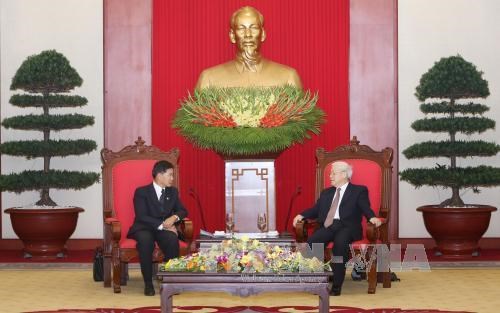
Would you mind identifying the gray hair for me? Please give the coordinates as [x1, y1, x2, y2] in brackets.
[332, 161, 353, 180]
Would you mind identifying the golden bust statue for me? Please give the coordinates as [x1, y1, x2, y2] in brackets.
[195, 6, 302, 89]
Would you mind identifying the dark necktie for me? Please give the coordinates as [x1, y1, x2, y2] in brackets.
[159, 188, 166, 205]
[324, 188, 340, 228]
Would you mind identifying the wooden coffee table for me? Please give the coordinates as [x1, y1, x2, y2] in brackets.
[158, 272, 331, 313]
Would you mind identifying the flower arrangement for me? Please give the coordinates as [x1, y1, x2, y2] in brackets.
[172, 85, 325, 155]
[161, 238, 327, 273]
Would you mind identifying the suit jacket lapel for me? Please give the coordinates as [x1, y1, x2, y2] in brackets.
[147, 183, 157, 201]
[147, 184, 164, 212]
[324, 187, 336, 206]
[339, 183, 353, 209]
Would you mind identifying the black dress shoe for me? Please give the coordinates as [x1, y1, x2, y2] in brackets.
[144, 285, 155, 296]
[330, 286, 342, 296]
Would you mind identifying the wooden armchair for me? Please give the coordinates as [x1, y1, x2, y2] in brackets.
[295, 136, 393, 294]
[100, 137, 193, 293]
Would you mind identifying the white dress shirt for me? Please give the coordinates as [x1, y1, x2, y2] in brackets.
[153, 182, 164, 201]
[333, 182, 349, 220]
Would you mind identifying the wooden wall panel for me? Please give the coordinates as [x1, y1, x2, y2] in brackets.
[104, 0, 152, 151]
[350, 0, 398, 239]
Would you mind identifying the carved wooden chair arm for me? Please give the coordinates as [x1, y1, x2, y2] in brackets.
[295, 220, 306, 242]
[176, 218, 193, 241]
[104, 217, 122, 242]
[366, 217, 388, 243]
[294, 218, 320, 242]
[104, 217, 119, 224]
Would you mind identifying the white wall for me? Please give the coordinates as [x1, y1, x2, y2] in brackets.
[399, 0, 500, 237]
[0, 0, 103, 238]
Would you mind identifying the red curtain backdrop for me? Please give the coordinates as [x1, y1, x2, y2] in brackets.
[152, 0, 350, 234]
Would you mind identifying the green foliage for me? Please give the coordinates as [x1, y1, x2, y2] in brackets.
[400, 166, 500, 189]
[411, 117, 495, 134]
[2, 114, 94, 131]
[401, 55, 499, 206]
[403, 141, 500, 159]
[10, 50, 83, 94]
[0, 170, 100, 193]
[0, 140, 97, 158]
[1, 50, 99, 206]
[9, 94, 88, 108]
[415, 55, 489, 101]
[172, 86, 325, 155]
[175, 108, 324, 155]
[420, 102, 489, 115]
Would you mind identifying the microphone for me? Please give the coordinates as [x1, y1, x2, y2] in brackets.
[188, 187, 207, 231]
[282, 186, 302, 237]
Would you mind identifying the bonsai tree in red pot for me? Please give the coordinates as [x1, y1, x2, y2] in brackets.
[0, 50, 99, 258]
[400, 55, 500, 258]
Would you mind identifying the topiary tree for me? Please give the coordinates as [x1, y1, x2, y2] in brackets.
[400, 55, 500, 207]
[0, 50, 100, 206]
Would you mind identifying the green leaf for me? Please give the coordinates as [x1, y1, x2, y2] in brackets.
[411, 117, 495, 134]
[415, 55, 489, 101]
[9, 94, 88, 108]
[172, 86, 325, 155]
[2, 114, 94, 131]
[420, 102, 489, 115]
[403, 141, 500, 159]
[0, 139, 97, 158]
[0, 170, 100, 193]
[400, 166, 500, 189]
[10, 50, 82, 93]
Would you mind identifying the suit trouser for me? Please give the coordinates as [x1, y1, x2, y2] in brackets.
[134, 229, 179, 285]
[307, 220, 353, 288]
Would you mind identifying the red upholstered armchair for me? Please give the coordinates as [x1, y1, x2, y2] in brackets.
[100, 137, 193, 293]
[295, 136, 393, 294]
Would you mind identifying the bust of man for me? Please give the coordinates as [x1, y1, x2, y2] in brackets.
[195, 6, 302, 90]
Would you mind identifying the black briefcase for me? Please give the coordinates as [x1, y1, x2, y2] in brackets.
[93, 246, 104, 282]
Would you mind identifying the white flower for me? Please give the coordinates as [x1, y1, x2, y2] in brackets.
[219, 93, 272, 126]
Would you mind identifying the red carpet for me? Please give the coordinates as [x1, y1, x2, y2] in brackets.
[24, 306, 474, 313]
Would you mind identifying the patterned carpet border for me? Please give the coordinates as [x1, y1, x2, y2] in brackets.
[24, 305, 475, 313]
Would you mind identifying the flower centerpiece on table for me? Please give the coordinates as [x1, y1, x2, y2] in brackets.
[161, 237, 327, 273]
[172, 86, 325, 155]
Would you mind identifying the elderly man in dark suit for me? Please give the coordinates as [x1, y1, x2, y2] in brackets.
[127, 160, 188, 296]
[293, 161, 381, 296]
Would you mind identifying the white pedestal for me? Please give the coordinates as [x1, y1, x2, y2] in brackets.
[225, 160, 276, 232]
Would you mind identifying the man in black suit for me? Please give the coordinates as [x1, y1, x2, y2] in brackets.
[293, 161, 381, 296]
[127, 160, 188, 296]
